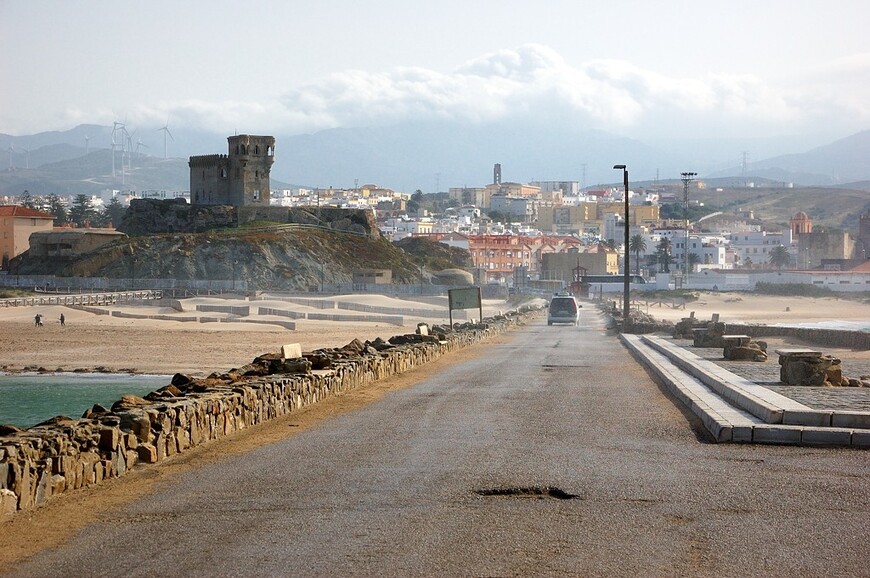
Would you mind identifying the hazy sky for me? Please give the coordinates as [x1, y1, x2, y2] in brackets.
[2, 0, 869, 142]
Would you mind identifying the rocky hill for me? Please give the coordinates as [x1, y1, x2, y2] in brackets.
[13, 225, 452, 290]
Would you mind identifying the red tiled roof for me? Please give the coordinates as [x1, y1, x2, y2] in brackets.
[0, 205, 55, 219]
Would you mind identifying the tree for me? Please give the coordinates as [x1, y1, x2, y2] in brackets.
[687, 252, 701, 272]
[46, 194, 68, 226]
[407, 189, 424, 214]
[743, 256, 754, 269]
[656, 237, 673, 273]
[486, 210, 507, 223]
[69, 194, 96, 227]
[629, 234, 647, 275]
[769, 245, 791, 270]
[20, 190, 35, 209]
[102, 196, 126, 228]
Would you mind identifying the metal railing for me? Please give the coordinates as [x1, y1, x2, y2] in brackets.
[0, 290, 163, 308]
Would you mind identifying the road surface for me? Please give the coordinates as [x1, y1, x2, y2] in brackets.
[6, 309, 869, 576]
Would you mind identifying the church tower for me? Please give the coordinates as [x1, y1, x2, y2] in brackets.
[790, 211, 813, 237]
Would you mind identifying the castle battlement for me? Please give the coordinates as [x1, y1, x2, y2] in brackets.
[188, 154, 229, 167]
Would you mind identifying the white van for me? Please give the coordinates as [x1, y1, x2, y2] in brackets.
[547, 293, 581, 326]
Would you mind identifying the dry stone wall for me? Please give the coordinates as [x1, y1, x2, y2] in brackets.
[0, 307, 541, 520]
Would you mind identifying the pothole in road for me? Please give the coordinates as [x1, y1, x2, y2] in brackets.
[475, 486, 579, 500]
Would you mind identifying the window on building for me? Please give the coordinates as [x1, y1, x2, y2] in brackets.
[253, 191, 260, 201]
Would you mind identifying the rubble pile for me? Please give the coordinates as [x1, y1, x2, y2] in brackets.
[0, 308, 541, 519]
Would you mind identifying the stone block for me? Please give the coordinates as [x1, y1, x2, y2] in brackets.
[137, 443, 158, 463]
[281, 343, 302, 359]
[783, 410, 832, 427]
[0, 488, 17, 518]
[831, 412, 870, 429]
[851, 430, 870, 447]
[752, 426, 803, 444]
[99, 427, 120, 452]
[50, 474, 66, 496]
[801, 428, 853, 446]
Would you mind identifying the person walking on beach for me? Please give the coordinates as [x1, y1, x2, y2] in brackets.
[59, 313, 65, 327]
[34, 313, 43, 327]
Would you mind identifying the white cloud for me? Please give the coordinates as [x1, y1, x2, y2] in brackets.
[124, 44, 870, 139]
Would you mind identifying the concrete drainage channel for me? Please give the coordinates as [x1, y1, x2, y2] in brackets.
[475, 487, 579, 500]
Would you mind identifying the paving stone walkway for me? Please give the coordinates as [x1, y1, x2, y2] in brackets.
[670, 338, 870, 413]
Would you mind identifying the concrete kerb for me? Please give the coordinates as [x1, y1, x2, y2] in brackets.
[641, 335, 811, 424]
[621, 334, 870, 447]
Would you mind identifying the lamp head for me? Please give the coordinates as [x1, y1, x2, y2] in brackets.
[613, 164, 626, 170]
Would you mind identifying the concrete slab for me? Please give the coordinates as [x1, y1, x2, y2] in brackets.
[801, 428, 853, 446]
[831, 412, 870, 429]
[752, 425, 804, 444]
[850, 430, 870, 447]
[783, 409, 833, 427]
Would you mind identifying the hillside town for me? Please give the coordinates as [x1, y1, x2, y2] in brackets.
[2, 154, 869, 294]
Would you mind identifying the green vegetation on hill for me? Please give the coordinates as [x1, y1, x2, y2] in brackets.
[394, 236, 473, 271]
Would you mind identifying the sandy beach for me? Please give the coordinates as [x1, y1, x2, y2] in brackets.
[1, 291, 868, 376]
[0, 293, 524, 376]
[627, 292, 870, 327]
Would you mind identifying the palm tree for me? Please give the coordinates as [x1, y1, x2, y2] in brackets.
[687, 252, 701, 273]
[656, 237, 673, 273]
[769, 245, 791, 270]
[629, 234, 647, 275]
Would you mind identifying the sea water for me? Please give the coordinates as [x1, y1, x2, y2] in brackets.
[0, 373, 171, 429]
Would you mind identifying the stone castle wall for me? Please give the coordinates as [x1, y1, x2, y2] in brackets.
[0, 309, 539, 519]
[119, 199, 378, 238]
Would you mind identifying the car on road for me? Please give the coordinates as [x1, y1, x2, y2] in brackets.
[547, 293, 581, 326]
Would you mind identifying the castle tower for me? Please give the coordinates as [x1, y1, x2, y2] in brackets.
[493, 163, 502, 185]
[790, 211, 813, 236]
[189, 135, 275, 206]
[227, 135, 275, 206]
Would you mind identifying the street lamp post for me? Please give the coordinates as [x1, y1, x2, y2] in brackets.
[613, 165, 630, 332]
[681, 172, 697, 279]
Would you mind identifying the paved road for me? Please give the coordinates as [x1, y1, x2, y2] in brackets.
[7, 310, 869, 577]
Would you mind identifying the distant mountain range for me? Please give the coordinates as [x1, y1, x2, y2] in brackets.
[2, 122, 869, 195]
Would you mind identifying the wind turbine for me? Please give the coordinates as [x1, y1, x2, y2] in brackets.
[7, 144, 13, 170]
[85, 135, 90, 155]
[135, 138, 148, 158]
[124, 127, 135, 171]
[21, 147, 30, 169]
[157, 120, 173, 159]
[111, 120, 125, 177]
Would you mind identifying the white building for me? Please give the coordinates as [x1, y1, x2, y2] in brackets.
[728, 230, 794, 268]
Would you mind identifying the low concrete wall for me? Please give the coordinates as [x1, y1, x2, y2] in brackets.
[195, 304, 250, 316]
[726, 324, 870, 351]
[307, 312, 404, 326]
[0, 310, 538, 519]
[336, 301, 468, 320]
[257, 307, 306, 320]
